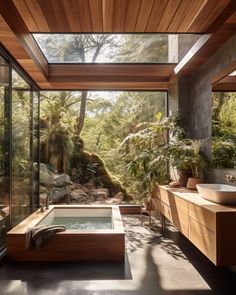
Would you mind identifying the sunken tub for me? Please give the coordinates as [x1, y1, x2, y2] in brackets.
[7, 205, 125, 262]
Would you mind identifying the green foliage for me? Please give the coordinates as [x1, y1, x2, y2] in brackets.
[212, 92, 236, 168]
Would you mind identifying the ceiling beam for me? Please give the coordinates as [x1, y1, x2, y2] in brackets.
[206, 0, 236, 33]
[170, 11, 236, 81]
[212, 60, 236, 85]
[49, 64, 175, 83]
[0, 0, 49, 79]
[212, 76, 236, 91]
[38, 81, 169, 91]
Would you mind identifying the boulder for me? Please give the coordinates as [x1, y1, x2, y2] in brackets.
[53, 174, 72, 188]
[106, 192, 124, 205]
[91, 188, 109, 201]
[113, 192, 124, 201]
[71, 189, 88, 203]
[49, 186, 71, 204]
[39, 163, 54, 187]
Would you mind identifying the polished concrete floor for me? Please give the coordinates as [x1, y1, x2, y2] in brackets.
[1, 215, 236, 295]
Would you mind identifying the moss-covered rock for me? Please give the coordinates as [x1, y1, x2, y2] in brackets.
[70, 136, 132, 201]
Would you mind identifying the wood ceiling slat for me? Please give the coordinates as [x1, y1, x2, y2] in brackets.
[113, 0, 127, 32]
[102, 0, 114, 32]
[89, 0, 103, 31]
[145, 0, 168, 32]
[64, 0, 82, 32]
[188, 0, 231, 33]
[37, 0, 59, 31]
[13, 0, 38, 31]
[75, 0, 92, 32]
[24, 0, 50, 32]
[157, 0, 181, 32]
[177, 0, 208, 32]
[124, 0, 142, 32]
[135, 0, 155, 32]
[50, 0, 71, 32]
[167, 0, 194, 32]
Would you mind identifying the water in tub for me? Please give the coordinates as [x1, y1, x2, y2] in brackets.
[39, 209, 112, 230]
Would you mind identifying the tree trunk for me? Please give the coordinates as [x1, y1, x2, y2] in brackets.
[76, 91, 87, 136]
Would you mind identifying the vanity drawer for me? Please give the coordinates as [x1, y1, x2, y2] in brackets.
[189, 216, 216, 264]
[189, 203, 216, 231]
[162, 202, 172, 222]
[171, 196, 189, 237]
[159, 187, 172, 206]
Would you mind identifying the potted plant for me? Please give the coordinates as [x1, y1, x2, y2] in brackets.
[185, 139, 209, 189]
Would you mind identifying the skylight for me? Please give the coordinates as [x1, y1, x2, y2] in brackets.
[33, 34, 201, 64]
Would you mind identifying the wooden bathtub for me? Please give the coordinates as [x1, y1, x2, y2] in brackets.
[7, 205, 125, 262]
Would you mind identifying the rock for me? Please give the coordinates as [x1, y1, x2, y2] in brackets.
[105, 192, 124, 205]
[91, 188, 109, 201]
[53, 174, 73, 187]
[113, 192, 124, 201]
[49, 186, 71, 204]
[40, 185, 49, 194]
[39, 163, 54, 187]
[81, 186, 90, 194]
[71, 189, 88, 203]
[85, 196, 96, 204]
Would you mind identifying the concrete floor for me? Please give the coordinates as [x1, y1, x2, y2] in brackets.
[0, 215, 236, 295]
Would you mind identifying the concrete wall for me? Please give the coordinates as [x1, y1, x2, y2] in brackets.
[169, 34, 236, 184]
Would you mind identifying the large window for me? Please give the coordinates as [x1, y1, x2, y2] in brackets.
[11, 70, 32, 226]
[0, 47, 40, 251]
[0, 55, 10, 251]
[40, 91, 167, 204]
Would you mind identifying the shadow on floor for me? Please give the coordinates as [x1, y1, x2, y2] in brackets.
[0, 215, 236, 295]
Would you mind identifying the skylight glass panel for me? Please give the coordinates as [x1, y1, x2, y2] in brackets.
[33, 34, 202, 64]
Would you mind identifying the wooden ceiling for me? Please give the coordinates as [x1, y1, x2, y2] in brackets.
[0, 0, 236, 90]
[12, 0, 232, 33]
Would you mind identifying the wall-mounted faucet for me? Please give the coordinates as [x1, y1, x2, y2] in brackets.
[226, 174, 236, 184]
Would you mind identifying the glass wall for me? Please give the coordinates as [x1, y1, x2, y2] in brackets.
[0, 55, 10, 251]
[11, 70, 32, 226]
[0, 47, 40, 252]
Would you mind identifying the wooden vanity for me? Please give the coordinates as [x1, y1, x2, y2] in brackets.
[157, 185, 236, 266]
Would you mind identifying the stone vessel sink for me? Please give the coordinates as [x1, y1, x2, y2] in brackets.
[196, 184, 236, 205]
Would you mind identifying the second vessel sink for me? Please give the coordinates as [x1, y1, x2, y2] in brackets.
[196, 183, 236, 205]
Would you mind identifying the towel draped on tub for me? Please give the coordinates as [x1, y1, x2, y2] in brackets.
[26, 225, 66, 249]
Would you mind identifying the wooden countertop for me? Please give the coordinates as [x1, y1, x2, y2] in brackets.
[158, 185, 236, 213]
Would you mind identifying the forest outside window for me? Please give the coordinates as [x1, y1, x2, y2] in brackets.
[33, 33, 201, 64]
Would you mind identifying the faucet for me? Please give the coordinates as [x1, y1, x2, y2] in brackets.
[45, 194, 49, 210]
[40, 194, 50, 212]
[226, 174, 236, 184]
